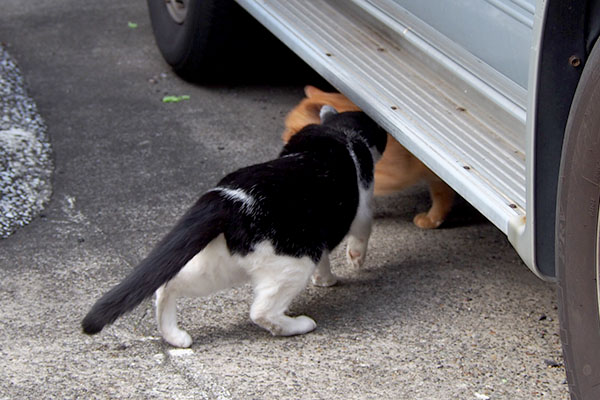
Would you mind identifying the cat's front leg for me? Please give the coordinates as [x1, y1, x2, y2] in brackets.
[311, 251, 338, 287]
[346, 213, 372, 268]
[413, 177, 454, 229]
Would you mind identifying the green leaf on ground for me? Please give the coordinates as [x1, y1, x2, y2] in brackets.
[162, 95, 190, 103]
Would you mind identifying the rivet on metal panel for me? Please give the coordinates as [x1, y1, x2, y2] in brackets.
[569, 55, 581, 67]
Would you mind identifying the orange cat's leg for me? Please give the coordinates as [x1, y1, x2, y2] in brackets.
[413, 178, 455, 229]
[373, 137, 422, 195]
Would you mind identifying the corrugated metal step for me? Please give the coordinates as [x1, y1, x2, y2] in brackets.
[236, 0, 527, 233]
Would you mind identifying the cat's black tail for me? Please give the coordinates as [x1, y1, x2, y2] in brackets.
[81, 192, 227, 335]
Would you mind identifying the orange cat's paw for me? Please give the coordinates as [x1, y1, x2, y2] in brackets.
[413, 212, 443, 229]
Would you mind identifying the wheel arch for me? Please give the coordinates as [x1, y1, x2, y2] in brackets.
[532, 0, 600, 278]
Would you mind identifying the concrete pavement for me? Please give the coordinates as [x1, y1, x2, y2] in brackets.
[0, 1, 568, 398]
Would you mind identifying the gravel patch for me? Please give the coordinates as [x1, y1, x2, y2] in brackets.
[0, 44, 53, 238]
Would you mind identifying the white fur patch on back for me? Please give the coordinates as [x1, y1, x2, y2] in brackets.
[210, 187, 256, 212]
[346, 142, 361, 178]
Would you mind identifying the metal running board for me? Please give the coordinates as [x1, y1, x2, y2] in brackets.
[236, 0, 527, 234]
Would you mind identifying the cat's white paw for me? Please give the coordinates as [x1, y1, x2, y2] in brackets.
[311, 272, 338, 287]
[346, 237, 367, 268]
[257, 315, 317, 336]
[162, 328, 193, 348]
[286, 315, 317, 336]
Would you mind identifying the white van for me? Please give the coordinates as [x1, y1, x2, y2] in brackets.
[147, 1, 600, 398]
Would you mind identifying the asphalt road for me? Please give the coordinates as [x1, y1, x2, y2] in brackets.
[0, 1, 569, 399]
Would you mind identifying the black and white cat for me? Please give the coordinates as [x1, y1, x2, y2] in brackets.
[82, 106, 387, 348]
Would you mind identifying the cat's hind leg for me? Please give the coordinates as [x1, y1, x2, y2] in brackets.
[155, 234, 248, 348]
[248, 250, 317, 336]
[155, 285, 192, 348]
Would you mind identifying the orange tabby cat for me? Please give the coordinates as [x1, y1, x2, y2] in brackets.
[283, 85, 455, 228]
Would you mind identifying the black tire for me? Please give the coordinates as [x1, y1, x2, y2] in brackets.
[556, 38, 600, 400]
[147, 0, 245, 81]
[147, 0, 317, 83]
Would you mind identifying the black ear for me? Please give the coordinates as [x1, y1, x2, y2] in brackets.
[319, 105, 338, 124]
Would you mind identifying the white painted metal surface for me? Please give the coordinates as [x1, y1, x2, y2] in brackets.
[392, 0, 535, 89]
[235, 0, 546, 277]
